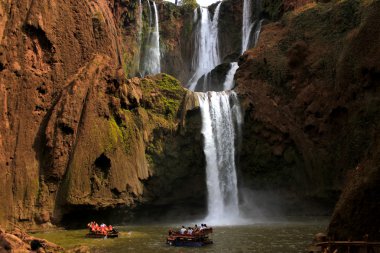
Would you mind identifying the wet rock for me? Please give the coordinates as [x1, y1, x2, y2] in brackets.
[194, 63, 232, 92]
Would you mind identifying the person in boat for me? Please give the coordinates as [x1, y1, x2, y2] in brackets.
[194, 224, 199, 231]
[94, 223, 99, 233]
[180, 226, 187, 235]
[100, 224, 108, 236]
[187, 227, 193, 235]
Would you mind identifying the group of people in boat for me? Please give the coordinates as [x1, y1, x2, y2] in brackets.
[87, 221, 115, 236]
[171, 224, 209, 236]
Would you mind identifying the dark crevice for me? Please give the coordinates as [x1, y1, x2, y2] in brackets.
[94, 153, 111, 175]
[58, 122, 74, 135]
[111, 188, 121, 197]
[23, 24, 55, 63]
[23, 24, 53, 51]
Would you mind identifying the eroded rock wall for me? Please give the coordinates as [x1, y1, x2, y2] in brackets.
[0, 0, 125, 228]
[0, 0, 204, 228]
[326, 1, 380, 240]
[235, 0, 380, 216]
[158, 2, 197, 84]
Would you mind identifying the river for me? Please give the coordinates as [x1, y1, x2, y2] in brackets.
[33, 217, 327, 252]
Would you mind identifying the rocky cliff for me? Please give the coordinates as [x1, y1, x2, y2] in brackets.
[0, 0, 204, 228]
[0, 0, 123, 228]
[235, 0, 380, 232]
[1, 0, 380, 239]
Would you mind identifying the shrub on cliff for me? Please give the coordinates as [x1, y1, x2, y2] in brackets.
[181, 0, 198, 10]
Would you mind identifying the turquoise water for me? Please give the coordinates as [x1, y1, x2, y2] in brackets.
[33, 218, 328, 253]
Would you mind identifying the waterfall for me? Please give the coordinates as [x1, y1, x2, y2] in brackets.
[253, 19, 263, 47]
[147, 0, 152, 27]
[136, 0, 143, 71]
[223, 62, 239, 90]
[140, 0, 161, 76]
[189, 2, 247, 225]
[198, 91, 243, 224]
[188, 2, 222, 91]
[193, 7, 198, 23]
[138, 0, 143, 41]
[241, 0, 263, 53]
[151, 1, 161, 74]
[242, 0, 253, 53]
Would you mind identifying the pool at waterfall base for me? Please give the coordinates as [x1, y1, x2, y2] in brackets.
[33, 217, 328, 253]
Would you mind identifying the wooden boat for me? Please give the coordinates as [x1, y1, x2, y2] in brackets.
[85, 230, 119, 238]
[166, 228, 213, 247]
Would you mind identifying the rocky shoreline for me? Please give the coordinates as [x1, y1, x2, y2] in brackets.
[0, 226, 63, 253]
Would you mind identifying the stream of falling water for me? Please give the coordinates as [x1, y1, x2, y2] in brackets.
[242, 0, 263, 53]
[140, 0, 161, 76]
[191, 0, 264, 225]
[188, 3, 222, 91]
[189, 1, 244, 225]
[197, 91, 243, 224]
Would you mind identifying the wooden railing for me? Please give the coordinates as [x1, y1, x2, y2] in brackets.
[315, 241, 380, 253]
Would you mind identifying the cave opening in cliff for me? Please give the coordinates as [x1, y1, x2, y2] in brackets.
[60, 205, 128, 229]
[94, 153, 111, 173]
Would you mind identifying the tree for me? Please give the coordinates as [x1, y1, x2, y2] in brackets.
[181, 0, 198, 9]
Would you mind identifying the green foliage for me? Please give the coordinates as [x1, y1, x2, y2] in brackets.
[181, 0, 198, 10]
[140, 74, 186, 119]
[261, 0, 284, 20]
[109, 118, 122, 146]
[108, 116, 134, 154]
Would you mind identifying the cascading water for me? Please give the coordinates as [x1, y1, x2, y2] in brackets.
[187, 1, 245, 225]
[223, 62, 239, 90]
[136, 0, 143, 70]
[198, 91, 243, 224]
[188, 3, 222, 91]
[241, 0, 263, 53]
[146, 0, 152, 26]
[252, 19, 263, 48]
[140, 0, 161, 76]
[163, 0, 263, 225]
[138, 0, 143, 41]
[242, 0, 253, 53]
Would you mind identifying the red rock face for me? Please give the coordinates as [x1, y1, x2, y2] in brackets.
[0, 0, 126, 228]
[236, 0, 380, 236]
[0, 0, 204, 228]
